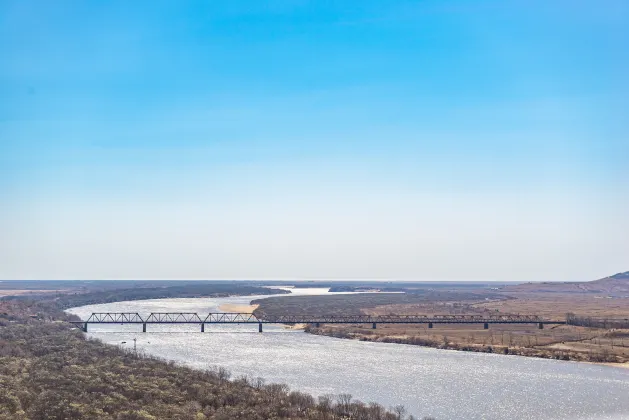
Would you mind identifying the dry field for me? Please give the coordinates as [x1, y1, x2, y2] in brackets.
[362, 289, 629, 320]
[475, 292, 629, 318]
[310, 321, 629, 362]
[346, 290, 629, 363]
[256, 276, 629, 364]
[0, 289, 64, 298]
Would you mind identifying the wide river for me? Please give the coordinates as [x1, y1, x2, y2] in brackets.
[67, 288, 629, 420]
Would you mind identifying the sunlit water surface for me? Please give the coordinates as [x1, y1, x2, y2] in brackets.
[67, 288, 629, 420]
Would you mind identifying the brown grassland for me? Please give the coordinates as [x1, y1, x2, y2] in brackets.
[255, 273, 629, 365]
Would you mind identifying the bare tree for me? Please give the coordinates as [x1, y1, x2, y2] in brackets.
[253, 376, 265, 389]
[214, 366, 231, 383]
[288, 391, 315, 412]
[265, 383, 289, 398]
[336, 393, 353, 416]
[393, 404, 407, 419]
[318, 394, 334, 415]
[368, 402, 386, 420]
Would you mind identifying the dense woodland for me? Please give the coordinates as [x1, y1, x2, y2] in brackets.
[0, 287, 424, 420]
[52, 284, 286, 309]
[1, 282, 287, 310]
[252, 291, 501, 318]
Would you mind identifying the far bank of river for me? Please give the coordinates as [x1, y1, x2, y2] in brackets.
[305, 325, 629, 365]
[67, 288, 629, 420]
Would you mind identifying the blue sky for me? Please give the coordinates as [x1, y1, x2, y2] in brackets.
[1, 0, 628, 280]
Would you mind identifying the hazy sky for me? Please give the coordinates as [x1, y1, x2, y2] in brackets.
[1, 1, 628, 281]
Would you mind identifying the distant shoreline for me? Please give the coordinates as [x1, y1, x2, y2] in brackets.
[304, 327, 629, 369]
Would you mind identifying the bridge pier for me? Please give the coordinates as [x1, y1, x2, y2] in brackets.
[428, 322, 433, 328]
[201, 323, 205, 332]
[258, 323, 263, 333]
[142, 323, 146, 333]
[483, 323, 489, 329]
[538, 322, 544, 329]
[315, 322, 320, 328]
[83, 322, 88, 332]
[372, 322, 377, 329]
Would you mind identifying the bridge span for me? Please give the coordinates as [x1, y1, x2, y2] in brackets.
[70, 312, 566, 332]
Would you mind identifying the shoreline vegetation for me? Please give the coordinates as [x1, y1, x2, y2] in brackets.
[303, 325, 629, 366]
[252, 280, 629, 366]
[53, 284, 288, 309]
[0, 284, 425, 420]
[3, 273, 629, 418]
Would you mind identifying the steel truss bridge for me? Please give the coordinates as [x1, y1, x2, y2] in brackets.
[70, 312, 565, 332]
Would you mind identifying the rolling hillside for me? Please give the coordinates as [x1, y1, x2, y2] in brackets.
[500, 271, 629, 295]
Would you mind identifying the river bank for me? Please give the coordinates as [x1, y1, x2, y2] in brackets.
[304, 325, 629, 366]
[1, 288, 404, 420]
[251, 288, 629, 366]
[65, 291, 629, 420]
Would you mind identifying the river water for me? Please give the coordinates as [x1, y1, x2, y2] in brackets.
[67, 288, 629, 420]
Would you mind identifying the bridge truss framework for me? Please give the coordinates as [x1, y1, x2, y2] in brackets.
[70, 312, 565, 332]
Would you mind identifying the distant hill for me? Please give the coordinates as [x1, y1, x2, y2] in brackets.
[587, 271, 629, 294]
[500, 271, 629, 295]
[601, 271, 629, 281]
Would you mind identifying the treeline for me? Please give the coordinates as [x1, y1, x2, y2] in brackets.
[0, 280, 275, 292]
[253, 291, 501, 318]
[49, 284, 287, 309]
[305, 326, 624, 364]
[0, 294, 429, 419]
[566, 313, 629, 329]
[327, 286, 405, 293]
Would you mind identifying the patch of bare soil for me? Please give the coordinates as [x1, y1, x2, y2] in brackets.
[218, 303, 259, 312]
